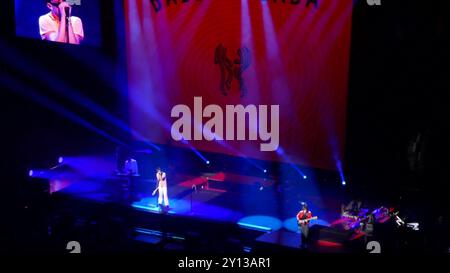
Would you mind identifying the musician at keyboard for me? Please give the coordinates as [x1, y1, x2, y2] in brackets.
[123, 156, 139, 176]
[118, 156, 139, 201]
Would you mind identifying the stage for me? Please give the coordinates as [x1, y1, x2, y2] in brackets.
[33, 153, 362, 254]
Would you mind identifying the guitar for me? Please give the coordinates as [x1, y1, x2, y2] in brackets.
[298, 216, 318, 225]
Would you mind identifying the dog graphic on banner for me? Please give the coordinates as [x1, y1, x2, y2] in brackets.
[214, 44, 251, 98]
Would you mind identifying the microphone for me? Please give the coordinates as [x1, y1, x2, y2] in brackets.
[65, 7, 70, 19]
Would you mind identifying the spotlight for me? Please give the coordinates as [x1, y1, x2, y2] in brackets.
[342, 181, 346, 186]
[58, 157, 64, 164]
[28, 170, 34, 177]
[263, 169, 267, 173]
[303, 175, 307, 179]
[206, 160, 210, 165]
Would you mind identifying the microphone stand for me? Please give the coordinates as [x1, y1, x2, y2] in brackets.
[65, 16, 69, 43]
[65, 8, 70, 43]
[190, 185, 197, 214]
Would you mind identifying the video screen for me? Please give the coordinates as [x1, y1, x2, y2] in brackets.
[15, 0, 102, 46]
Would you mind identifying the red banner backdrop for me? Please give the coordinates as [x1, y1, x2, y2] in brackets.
[125, 0, 353, 170]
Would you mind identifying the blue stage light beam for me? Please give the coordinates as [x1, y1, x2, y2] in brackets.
[261, 1, 280, 60]
[0, 39, 160, 152]
[0, 72, 128, 148]
[335, 157, 346, 186]
[27, 169, 53, 179]
[238, 0, 268, 170]
[261, 0, 295, 108]
[263, 2, 320, 178]
[276, 146, 308, 179]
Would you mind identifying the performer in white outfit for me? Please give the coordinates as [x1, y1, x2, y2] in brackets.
[153, 167, 169, 209]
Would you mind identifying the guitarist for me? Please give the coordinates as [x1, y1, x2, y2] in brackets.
[297, 202, 313, 249]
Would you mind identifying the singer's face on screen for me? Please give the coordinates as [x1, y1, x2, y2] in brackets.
[47, 0, 63, 18]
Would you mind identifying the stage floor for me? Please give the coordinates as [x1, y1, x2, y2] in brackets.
[54, 171, 345, 237]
